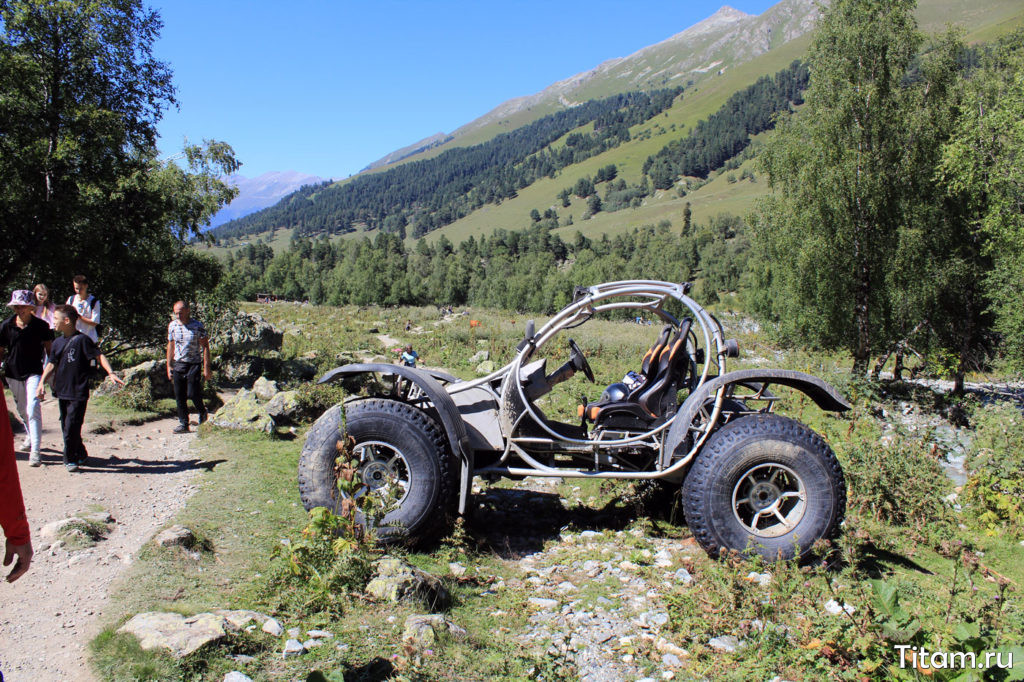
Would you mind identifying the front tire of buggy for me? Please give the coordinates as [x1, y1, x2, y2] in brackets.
[681, 414, 845, 562]
[298, 398, 456, 546]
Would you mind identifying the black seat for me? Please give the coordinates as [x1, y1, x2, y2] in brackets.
[582, 319, 693, 425]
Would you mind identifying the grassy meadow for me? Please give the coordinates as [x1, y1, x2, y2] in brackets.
[90, 300, 1024, 680]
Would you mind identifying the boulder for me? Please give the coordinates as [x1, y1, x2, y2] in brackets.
[402, 614, 467, 649]
[266, 390, 300, 424]
[154, 525, 196, 549]
[104, 359, 174, 399]
[469, 350, 489, 364]
[475, 360, 495, 375]
[211, 390, 275, 434]
[215, 312, 283, 354]
[365, 557, 451, 611]
[217, 355, 269, 384]
[252, 376, 280, 401]
[282, 358, 318, 381]
[118, 612, 230, 658]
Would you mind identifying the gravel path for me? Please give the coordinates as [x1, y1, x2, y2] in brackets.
[1, 393, 205, 681]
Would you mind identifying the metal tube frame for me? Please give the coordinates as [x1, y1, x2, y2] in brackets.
[463, 280, 732, 479]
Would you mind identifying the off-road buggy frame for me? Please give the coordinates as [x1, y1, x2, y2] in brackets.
[299, 280, 850, 560]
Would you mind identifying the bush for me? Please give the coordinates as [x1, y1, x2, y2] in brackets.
[964, 404, 1024, 537]
[839, 421, 955, 542]
[109, 376, 155, 412]
[294, 382, 347, 417]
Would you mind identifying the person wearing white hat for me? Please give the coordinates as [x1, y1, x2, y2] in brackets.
[0, 290, 55, 466]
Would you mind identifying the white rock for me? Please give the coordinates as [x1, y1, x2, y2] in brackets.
[282, 639, 304, 657]
[306, 629, 333, 639]
[673, 568, 693, 584]
[709, 635, 742, 653]
[261, 618, 284, 636]
[663, 653, 682, 667]
[824, 599, 856, 616]
[448, 562, 467, 577]
[527, 597, 559, 611]
[223, 673, 253, 682]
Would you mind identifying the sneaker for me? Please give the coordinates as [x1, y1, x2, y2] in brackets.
[29, 451, 41, 467]
[21, 435, 31, 450]
[173, 424, 189, 434]
[65, 462, 80, 473]
[197, 411, 208, 425]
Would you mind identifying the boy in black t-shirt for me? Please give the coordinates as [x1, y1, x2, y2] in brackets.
[37, 305, 123, 472]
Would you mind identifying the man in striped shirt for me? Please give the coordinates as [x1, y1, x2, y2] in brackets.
[166, 301, 211, 434]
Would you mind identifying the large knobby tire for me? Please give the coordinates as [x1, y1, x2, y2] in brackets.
[682, 414, 846, 562]
[297, 398, 456, 546]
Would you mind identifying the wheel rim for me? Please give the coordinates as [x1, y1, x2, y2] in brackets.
[731, 462, 807, 538]
[350, 440, 411, 515]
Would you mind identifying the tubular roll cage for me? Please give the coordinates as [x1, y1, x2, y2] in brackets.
[448, 280, 733, 481]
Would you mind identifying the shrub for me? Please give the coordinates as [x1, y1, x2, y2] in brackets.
[963, 404, 1024, 537]
[110, 376, 155, 412]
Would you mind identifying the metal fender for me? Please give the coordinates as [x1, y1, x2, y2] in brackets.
[663, 369, 852, 467]
[318, 363, 474, 513]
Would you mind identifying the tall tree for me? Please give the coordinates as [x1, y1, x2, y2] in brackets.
[0, 0, 239, 347]
[940, 31, 1024, 372]
[753, 0, 925, 372]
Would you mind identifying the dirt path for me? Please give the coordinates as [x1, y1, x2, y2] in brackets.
[1, 393, 206, 681]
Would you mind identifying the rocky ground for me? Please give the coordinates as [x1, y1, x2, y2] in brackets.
[1, 393, 205, 682]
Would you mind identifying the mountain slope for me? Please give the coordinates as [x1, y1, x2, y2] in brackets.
[208, 171, 327, 228]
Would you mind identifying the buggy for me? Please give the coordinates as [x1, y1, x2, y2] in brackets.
[299, 280, 849, 560]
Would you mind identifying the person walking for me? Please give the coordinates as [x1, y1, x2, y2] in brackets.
[166, 300, 211, 434]
[66, 275, 101, 343]
[37, 305, 122, 471]
[32, 284, 56, 329]
[0, 290, 54, 466]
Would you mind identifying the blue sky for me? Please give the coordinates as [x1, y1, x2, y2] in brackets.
[154, 1, 778, 180]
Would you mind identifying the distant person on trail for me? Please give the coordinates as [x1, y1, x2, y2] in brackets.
[33, 284, 56, 329]
[166, 300, 211, 434]
[1, 382, 32, 584]
[400, 345, 419, 368]
[0, 290, 54, 466]
[37, 305, 123, 472]
[66, 275, 101, 343]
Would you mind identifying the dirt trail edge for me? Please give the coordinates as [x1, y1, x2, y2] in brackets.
[1, 393, 205, 681]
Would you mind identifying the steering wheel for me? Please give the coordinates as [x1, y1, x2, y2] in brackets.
[568, 339, 595, 383]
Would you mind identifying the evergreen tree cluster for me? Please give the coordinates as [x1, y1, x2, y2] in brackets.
[221, 217, 749, 315]
[212, 88, 682, 243]
[643, 61, 809, 189]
